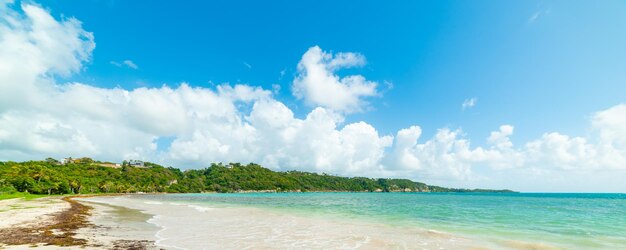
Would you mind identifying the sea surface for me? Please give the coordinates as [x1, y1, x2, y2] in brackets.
[85, 192, 626, 249]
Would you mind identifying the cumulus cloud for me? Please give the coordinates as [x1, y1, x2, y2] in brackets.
[462, 97, 477, 110]
[0, 1, 94, 112]
[592, 104, 626, 149]
[386, 115, 626, 182]
[522, 104, 626, 171]
[386, 125, 520, 180]
[292, 46, 378, 113]
[0, 3, 392, 177]
[1, 1, 626, 191]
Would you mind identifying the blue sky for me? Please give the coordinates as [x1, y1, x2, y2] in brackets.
[2, 0, 626, 191]
[40, 0, 626, 142]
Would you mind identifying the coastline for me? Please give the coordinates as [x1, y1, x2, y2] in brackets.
[0, 195, 159, 249]
[1, 194, 490, 249]
[79, 195, 493, 250]
[3, 193, 618, 249]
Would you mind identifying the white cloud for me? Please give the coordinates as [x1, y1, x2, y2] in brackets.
[520, 104, 626, 171]
[488, 125, 514, 149]
[0, 1, 94, 112]
[389, 127, 489, 180]
[2, 1, 626, 192]
[509, 105, 626, 172]
[111, 59, 138, 69]
[462, 97, 477, 110]
[292, 46, 378, 113]
[123, 60, 138, 69]
[592, 104, 626, 148]
[0, 2, 393, 176]
[524, 132, 597, 170]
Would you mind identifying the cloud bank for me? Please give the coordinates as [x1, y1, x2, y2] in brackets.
[1, 2, 625, 191]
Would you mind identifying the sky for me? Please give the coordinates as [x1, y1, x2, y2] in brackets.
[1, 0, 626, 192]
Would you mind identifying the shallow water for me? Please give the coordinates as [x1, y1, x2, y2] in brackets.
[85, 193, 626, 249]
[77, 200, 159, 244]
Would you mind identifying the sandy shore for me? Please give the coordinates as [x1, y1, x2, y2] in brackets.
[82, 195, 494, 250]
[0, 194, 544, 250]
[0, 195, 161, 249]
[1, 194, 524, 250]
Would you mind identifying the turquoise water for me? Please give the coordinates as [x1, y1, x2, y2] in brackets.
[138, 193, 626, 249]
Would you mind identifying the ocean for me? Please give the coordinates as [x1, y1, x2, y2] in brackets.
[84, 192, 626, 249]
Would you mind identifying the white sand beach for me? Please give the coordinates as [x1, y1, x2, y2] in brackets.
[0, 195, 495, 250]
[1, 195, 560, 250]
[79, 195, 492, 250]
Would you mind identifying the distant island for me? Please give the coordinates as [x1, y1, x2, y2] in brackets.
[0, 158, 514, 195]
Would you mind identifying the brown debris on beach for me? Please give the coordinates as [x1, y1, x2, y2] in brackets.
[0, 197, 90, 246]
[0, 196, 160, 249]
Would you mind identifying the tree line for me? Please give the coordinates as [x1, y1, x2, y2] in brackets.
[0, 159, 514, 195]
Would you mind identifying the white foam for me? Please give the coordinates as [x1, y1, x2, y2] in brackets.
[146, 215, 188, 250]
[188, 204, 213, 212]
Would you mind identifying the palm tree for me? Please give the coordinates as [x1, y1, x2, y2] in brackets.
[100, 181, 115, 193]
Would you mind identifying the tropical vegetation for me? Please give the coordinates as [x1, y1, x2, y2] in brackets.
[0, 159, 514, 195]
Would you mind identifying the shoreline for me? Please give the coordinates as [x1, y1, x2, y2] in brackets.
[0, 196, 91, 247]
[81, 195, 493, 249]
[0, 195, 160, 249]
[2, 193, 596, 249]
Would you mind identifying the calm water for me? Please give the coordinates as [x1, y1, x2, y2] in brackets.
[136, 192, 626, 249]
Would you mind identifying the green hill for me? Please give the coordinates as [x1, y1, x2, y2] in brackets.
[0, 159, 514, 195]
